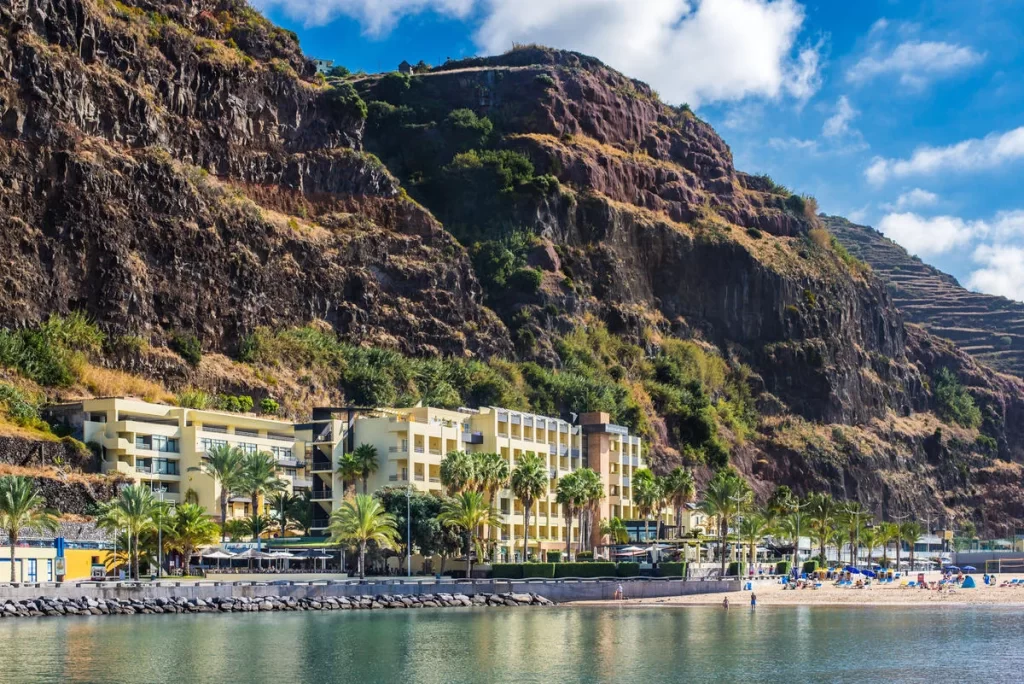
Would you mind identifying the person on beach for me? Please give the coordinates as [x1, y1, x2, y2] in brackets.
[722, 597, 730, 610]
[750, 592, 757, 610]
[614, 584, 624, 600]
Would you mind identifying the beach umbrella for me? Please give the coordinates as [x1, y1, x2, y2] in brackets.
[962, 565, 977, 573]
[201, 549, 235, 571]
[843, 566, 860, 574]
[862, 570, 876, 578]
[944, 565, 960, 572]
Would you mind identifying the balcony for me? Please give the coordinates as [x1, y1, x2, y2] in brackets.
[462, 431, 484, 444]
[291, 478, 312, 489]
[136, 465, 151, 473]
[310, 459, 333, 473]
[548, 444, 557, 454]
[414, 473, 425, 482]
[549, 468, 558, 479]
[510, 415, 521, 425]
[570, 449, 580, 458]
[311, 489, 333, 501]
[413, 446, 425, 454]
[429, 476, 440, 483]
[632, 456, 639, 466]
[428, 448, 442, 456]
[388, 446, 407, 454]
[622, 476, 631, 487]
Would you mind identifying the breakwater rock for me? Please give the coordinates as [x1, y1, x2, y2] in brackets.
[0, 592, 554, 619]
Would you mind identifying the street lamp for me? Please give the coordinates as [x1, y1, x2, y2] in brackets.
[156, 489, 164, 579]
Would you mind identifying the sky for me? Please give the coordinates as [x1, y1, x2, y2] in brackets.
[252, 0, 1024, 303]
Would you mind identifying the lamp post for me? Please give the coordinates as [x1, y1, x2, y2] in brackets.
[406, 484, 412, 578]
[156, 489, 164, 579]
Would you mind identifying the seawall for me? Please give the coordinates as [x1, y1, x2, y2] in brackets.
[0, 577, 740, 603]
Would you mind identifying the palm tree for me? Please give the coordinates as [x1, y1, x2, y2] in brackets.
[268, 492, 301, 539]
[600, 517, 629, 545]
[473, 452, 509, 558]
[352, 444, 379, 494]
[336, 453, 363, 497]
[437, 491, 501, 579]
[779, 509, 805, 572]
[877, 522, 900, 569]
[555, 471, 585, 560]
[664, 467, 696, 538]
[188, 443, 243, 539]
[0, 476, 58, 582]
[164, 504, 219, 575]
[96, 485, 161, 579]
[860, 526, 879, 568]
[240, 451, 286, 549]
[222, 518, 250, 542]
[699, 470, 751, 576]
[738, 512, 771, 568]
[328, 494, 399, 579]
[574, 467, 604, 553]
[840, 503, 870, 567]
[509, 453, 547, 562]
[439, 450, 476, 495]
[806, 492, 839, 563]
[900, 521, 926, 571]
[632, 468, 660, 543]
[290, 490, 315, 536]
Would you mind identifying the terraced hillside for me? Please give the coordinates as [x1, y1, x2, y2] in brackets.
[827, 215, 1024, 377]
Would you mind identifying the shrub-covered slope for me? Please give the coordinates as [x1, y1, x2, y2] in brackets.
[1, 6, 1023, 531]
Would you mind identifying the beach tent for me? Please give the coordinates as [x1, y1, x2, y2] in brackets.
[962, 576, 977, 588]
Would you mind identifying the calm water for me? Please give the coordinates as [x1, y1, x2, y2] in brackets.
[0, 605, 1021, 683]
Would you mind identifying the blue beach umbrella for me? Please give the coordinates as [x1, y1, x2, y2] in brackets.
[844, 566, 861, 574]
[945, 565, 960, 573]
[862, 570, 876, 578]
[962, 565, 977, 573]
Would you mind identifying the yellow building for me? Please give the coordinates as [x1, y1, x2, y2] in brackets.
[299, 405, 664, 561]
[0, 546, 100, 582]
[48, 398, 308, 521]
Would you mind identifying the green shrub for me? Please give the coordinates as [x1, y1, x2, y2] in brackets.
[0, 313, 104, 386]
[521, 563, 555, 578]
[0, 382, 45, 429]
[508, 267, 543, 294]
[237, 395, 254, 413]
[727, 561, 746, 577]
[575, 551, 593, 561]
[171, 332, 202, 366]
[933, 367, 982, 429]
[534, 73, 556, 88]
[546, 551, 562, 563]
[802, 560, 818, 575]
[616, 562, 641, 577]
[176, 388, 212, 409]
[553, 562, 616, 578]
[260, 397, 280, 415]
[775, 560, 792, 576]
[746, 227, 763, 239]
[785, 194, 806, 214]
[491, 563, 523, 579]
[657, 562, 685, 578]
[976, 434, 998, 455]
[803, 289, 817, 307]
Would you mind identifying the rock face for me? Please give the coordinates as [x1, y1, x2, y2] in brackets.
[827, 215, 1024, 378]
[0, 0, 510, 358]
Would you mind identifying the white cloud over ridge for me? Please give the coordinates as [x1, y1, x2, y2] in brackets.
[255, 0, 823, 107]
[877, 212, 980, 256]
[968, 245, 1024, 303]
[885, 188, 938, 211]
[847, 39, 984, 88]
[865, 126, 1024, 185]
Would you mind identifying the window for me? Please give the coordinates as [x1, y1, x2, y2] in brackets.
[46, 559, 53, 582]
[152, 435, 178, 453]
[201, 438, 227, 452]
[27, 559, 37, 583]
[271, 446, 293, 460]
[238, 442, 258, 454]
[152, 458, 179, 476]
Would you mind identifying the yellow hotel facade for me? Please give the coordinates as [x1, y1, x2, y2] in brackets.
[51, 398, 668, 561]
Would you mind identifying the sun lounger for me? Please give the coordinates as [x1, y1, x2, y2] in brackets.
[907, 581, 916, 587]
[813, 583, 822, 590]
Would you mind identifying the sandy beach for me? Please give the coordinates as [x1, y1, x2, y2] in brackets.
[574, 573, 1024, 607]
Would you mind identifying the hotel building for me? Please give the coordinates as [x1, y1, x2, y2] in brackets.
[48, 398, 308, 520]
[51, 398, 667, 560]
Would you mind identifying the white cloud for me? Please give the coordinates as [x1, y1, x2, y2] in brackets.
[262, 0, 822, 106]
[768, 137, 818, 151]
[474, 0, 822, 106]
[847, 40, 985, 87]
[865, 126, 1024, 185]
[968, 245, 1024, 302]
[252, 0, 475, 33]
[991, 210, 1024, 240]
[822, 95, 857, 137]
[885, 188, 938, 210]
[877, 212, 982, 256]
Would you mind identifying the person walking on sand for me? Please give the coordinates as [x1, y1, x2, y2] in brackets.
[750, 592, 757, 610]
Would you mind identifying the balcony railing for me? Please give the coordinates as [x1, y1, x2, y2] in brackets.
[292, 478, 312, 489]
[311, 489, 333, 501]
[310, 459, 333, 472]
[429, 476, 440, 483]
[414, 446, 425, 454]
[632, 456, 639, 466]
[136, 465, 151, 473]
[462, 431, 484, 444]
[549, 468, 557, 479]
[429, 448, 442, 456]
[570, 449, 580, 458]
[622, 477, 631, 487]
[389, 446, 407, 453]
[414, 473, 425, 481]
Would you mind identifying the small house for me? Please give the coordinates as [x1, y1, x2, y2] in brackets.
[398, 60, 413, 75]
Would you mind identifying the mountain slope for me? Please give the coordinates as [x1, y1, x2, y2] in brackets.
[0, 3, 1023, 532]
[827, 215, 1024, 378]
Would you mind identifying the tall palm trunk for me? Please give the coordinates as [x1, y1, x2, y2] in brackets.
[9, 530, 17, 582]
[133, 532, 140, 580]
[676, 505, 683, 538]
[522, 499, 531, 562]
[564, 511, 572, 561]
[720, 517, 728, 576]
[220, 490, 229, 542]
[359, 541, 366, 579]
[896, 533, 902, 570]
[362, 476, 368, 495]
[467, 533, 474, 579]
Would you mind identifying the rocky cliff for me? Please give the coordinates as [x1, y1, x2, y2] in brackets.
[1, 3, 1023, 531]
[828, 214, 1024, 378]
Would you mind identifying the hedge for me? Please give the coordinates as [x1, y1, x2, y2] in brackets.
[546, 551, 562, 563]
[657, 562, 685, 578]
[553, 562, 617, 578]
[727, 561, 746, 577]
[521, 563, 555, 579]
[802, 560, 819, 575]
[576, 551, 594, 561]
[775, 560, 792, 576]
[616, 562, 641, 577]
[491, 563, 523, 579]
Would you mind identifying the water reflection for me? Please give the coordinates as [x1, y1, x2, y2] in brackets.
[3, 606, 1024, 683]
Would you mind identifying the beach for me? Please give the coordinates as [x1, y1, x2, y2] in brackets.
[575, 573, 1024, 607]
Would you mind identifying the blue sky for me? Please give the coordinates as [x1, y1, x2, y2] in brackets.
[254, 0, 1024, 303]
